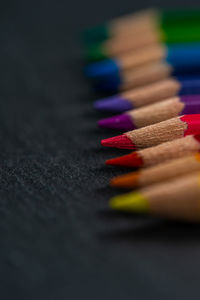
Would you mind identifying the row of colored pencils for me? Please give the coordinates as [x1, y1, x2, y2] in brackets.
[83, 8, 200, 222]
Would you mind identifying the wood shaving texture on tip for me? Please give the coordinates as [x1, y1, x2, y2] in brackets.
[112, 9, 158, 32]
[120, 44, 166, 69]
[141, 173, 200, 221]
[107, 28, 160, 55]
[112, 9, 158, 34]
[129, 97, 184, 128]
[139, 155, 200, 186]
[126, 116, 187, 148]
[122, 79, 181, 107]
[140, 135, 200, 166]
[121, 62, 173, 90]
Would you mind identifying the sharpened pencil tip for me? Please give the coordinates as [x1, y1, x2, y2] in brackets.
[82, 24, 109, 45]
[106, 152, 143, 167]
[84, 59, 119, 79]
[98, 114, 135, 131]
[110, 172, 140, 188]
[110, 192, 149, 213]
[101, 134, 135, 149]
[85, 43, 108, 62]
[94, 96, 133, 112]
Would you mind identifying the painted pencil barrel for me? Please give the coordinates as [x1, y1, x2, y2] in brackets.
[164, 26, 200, 44]
[161, 9, 200, 24]
[110, 172, 200, 222]
[179, 77, 200, 95]
[166, 44, 200, 70]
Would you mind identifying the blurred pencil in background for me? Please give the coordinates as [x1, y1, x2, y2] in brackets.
[94, 77, 200, 112]
[82, 8, 200, 223]
[98, 95, 200, 131]
[86, 26, 200, 62]
[83, 9, 200, 46]
[106, 135, 200, 168]
[109, 172, 200, 222]
[85, 44, 200, 82]
[102, 62, 174, 92]
[110, 153, 200, 188]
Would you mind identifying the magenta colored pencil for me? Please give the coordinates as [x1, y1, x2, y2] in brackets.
[98, 95, 200, 131]
[101, 114, 200, 150]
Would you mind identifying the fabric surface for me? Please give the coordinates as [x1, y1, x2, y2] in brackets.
[0, 0, 200, 299]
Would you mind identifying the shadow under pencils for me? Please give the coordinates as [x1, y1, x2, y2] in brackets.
[98, 217, 200, 244]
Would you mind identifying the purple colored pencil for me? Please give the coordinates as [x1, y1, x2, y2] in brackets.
[98, 95, 200, 131]
[94, 77, 200, 113]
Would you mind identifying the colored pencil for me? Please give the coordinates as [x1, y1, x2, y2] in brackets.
[84, 9, 200, 45]
[86, 25, 200, 61]
[101, 114, 200, 149]
[83, 9, 157, 44]
[85, 44, 200, 80]
[106, 135, 200, 168]
[98, 95, 200, 131]
[94, 77, 200, 113]
[110, 153, 200, 188]
[109, 172, 200, 222]
[94, 62, 174, 92]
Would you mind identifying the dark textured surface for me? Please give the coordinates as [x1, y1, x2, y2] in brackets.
[1, 0, 200, 299]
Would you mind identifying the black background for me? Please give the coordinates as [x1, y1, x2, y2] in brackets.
[0, 0, 200, 299]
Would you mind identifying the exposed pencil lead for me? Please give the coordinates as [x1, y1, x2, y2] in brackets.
[101, 134, 135, 149]
[85, 59, 119, 79]
[94, 96, 133, 112]
[111, 171, 140, 188]
[106, 152, 143, 167]
[110, 192, 149, 213]
[98, 114, 135, 131]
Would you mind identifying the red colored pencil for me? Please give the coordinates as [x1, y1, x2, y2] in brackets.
[106, 134, 200, 168]
[110, 152, 200, 188]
